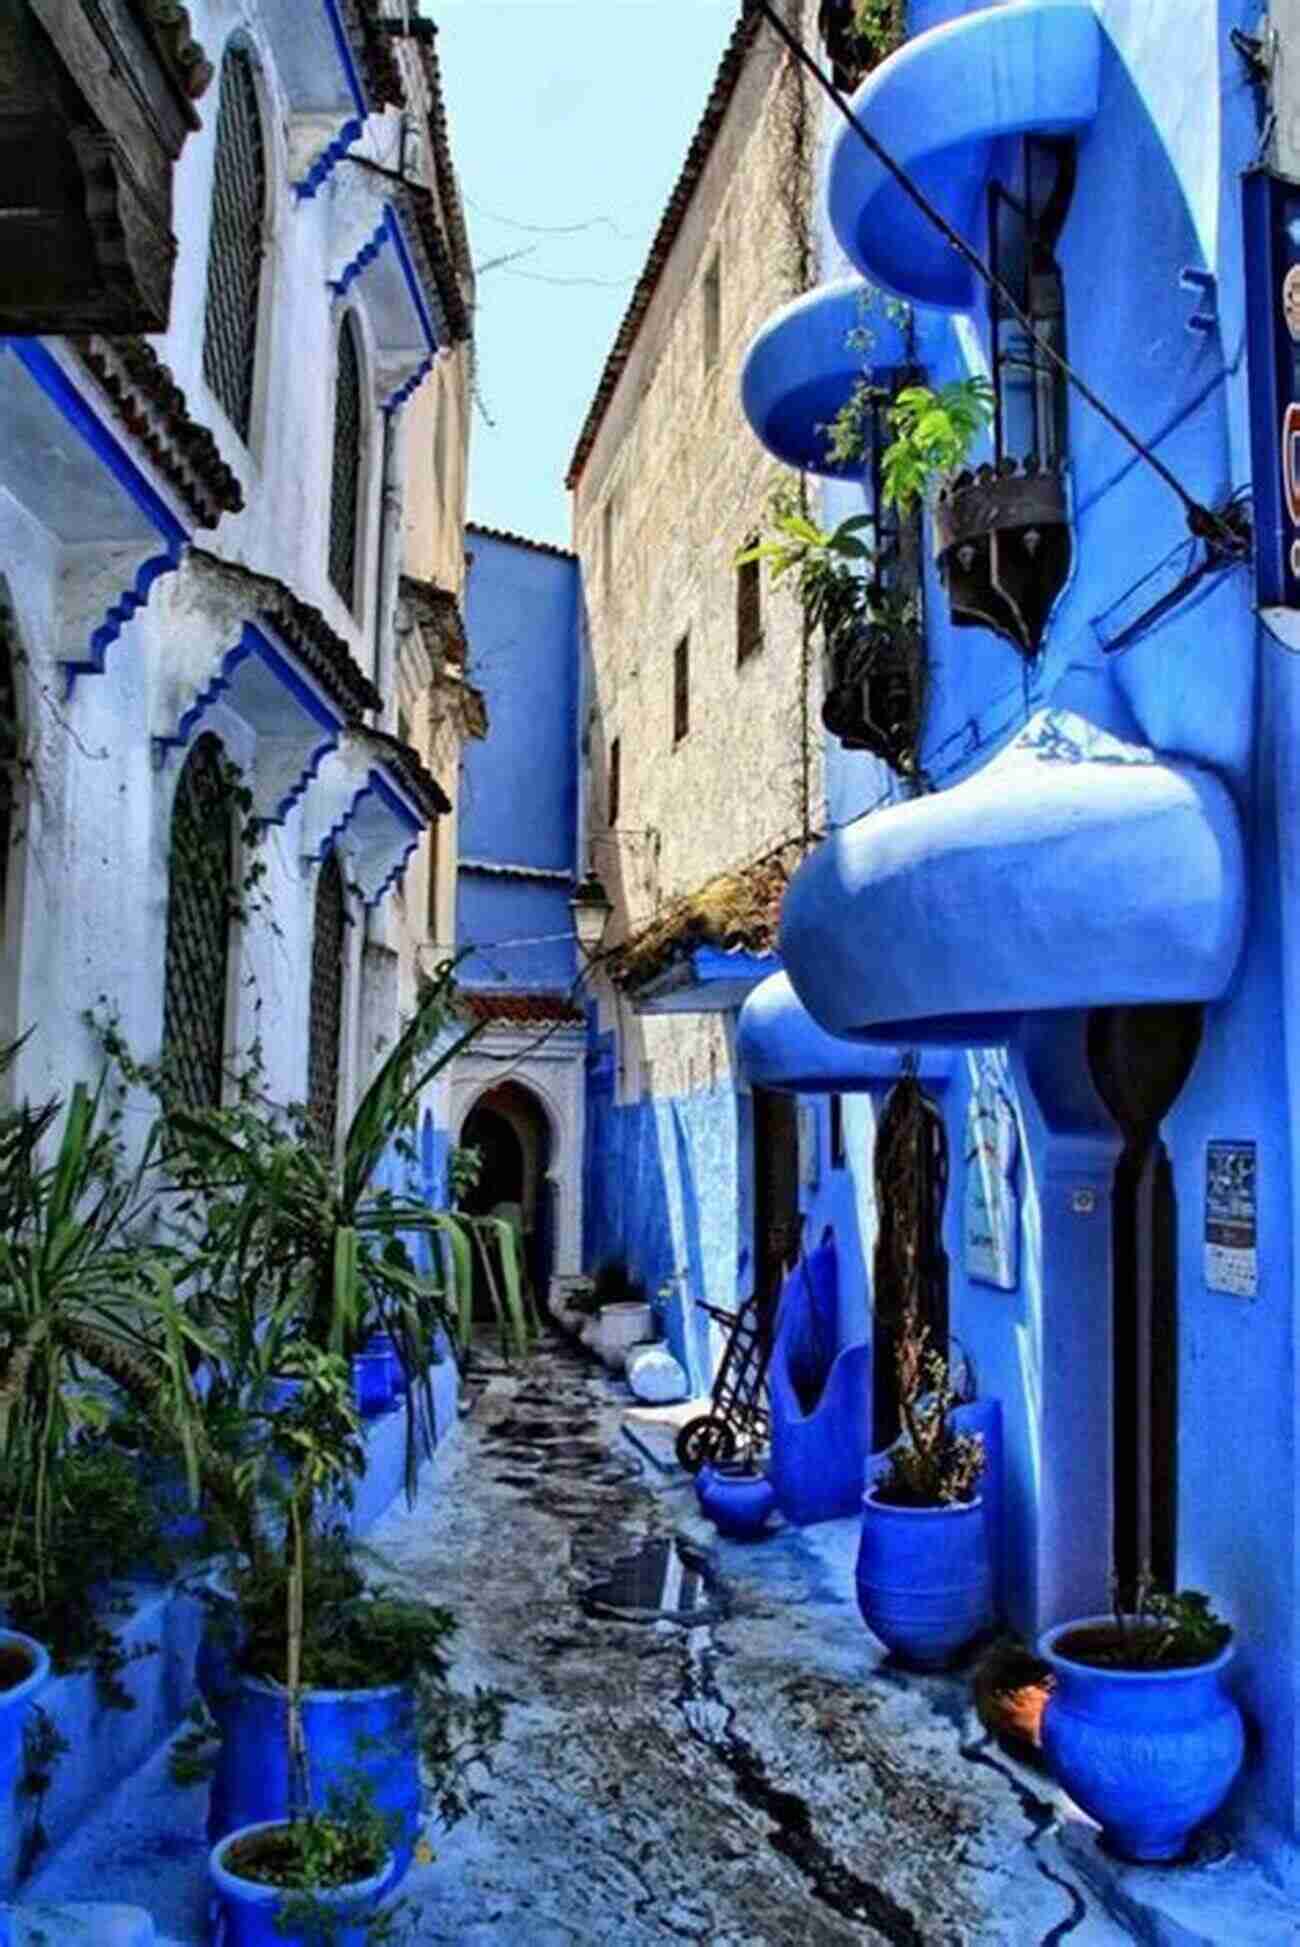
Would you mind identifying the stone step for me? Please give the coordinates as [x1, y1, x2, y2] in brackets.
[1, 1904, 186, 1947]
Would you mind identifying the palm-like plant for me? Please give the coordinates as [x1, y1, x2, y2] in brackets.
[165, 959, 531, 1504]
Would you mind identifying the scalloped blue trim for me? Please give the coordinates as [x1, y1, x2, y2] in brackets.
[330, 213, 391, 304]
[294, 114, 364, 202]
[383, 355, 434, 417]
[153, 622, 346, 824]
[365, 828, 422, 908]
[314, 765, 424, 907]
[1, 340, 191, 693]
[329, 205, 440, 368]
[63, 545, 184, 693]
[314, 777, 374, 864]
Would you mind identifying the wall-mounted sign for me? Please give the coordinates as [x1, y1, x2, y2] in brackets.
[1245, 171, 1300, 604]
[963, 1066, 1019, 1290]
[1205, 1140, 1258, 1298]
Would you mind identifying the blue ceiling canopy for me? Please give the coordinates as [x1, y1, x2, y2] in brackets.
[330, 199, 441, 413]
[780, 705, 1246, 1045]
[738, 972, 957, 1089]
[826, 0, 1102, 312]
[739, 276, 927, 478]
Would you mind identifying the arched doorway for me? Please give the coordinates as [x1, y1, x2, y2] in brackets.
[460, 1082, 554, 1318]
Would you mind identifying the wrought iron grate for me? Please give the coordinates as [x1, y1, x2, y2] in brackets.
[162, 735, 233, 1112]
[307, 849, 346, 1155]
[202, 47, 266, 443]
[329, 317, 363, 610]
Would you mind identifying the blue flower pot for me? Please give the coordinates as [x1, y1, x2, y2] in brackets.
[1038, 1617, 1245, 1862]
[351, 1351, 392, 1419]
[0, 1630, 49, 1832]
[209, 1675, 422, 1888]
[365, 1331, 407, 1397]
[696, 1463, 777, 1540]
[209, 1820, 393, 1946]
[855, 1489, 992, 1668]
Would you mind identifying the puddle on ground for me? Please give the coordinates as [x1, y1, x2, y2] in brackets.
[579, 1536, 729, 1625]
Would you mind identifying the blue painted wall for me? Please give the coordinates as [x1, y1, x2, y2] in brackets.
[459, 529, 580, 992]
[774, 0, 1299, 1858]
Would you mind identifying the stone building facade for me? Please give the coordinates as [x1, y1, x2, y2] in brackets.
[567, 0, 825, 1380]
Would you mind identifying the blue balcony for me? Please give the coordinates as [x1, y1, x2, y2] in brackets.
[780, 695, 1245, 1045]
[737, 973, 958, 1087]
[739, 277, 918, 478]
[827, 1, 1101, 311]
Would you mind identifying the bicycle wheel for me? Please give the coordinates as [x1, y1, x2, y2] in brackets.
[675, 1415, 737, 1474]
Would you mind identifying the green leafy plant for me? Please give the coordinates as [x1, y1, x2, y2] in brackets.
[1094, 1578, 1233, 1671]
[17, 1704, 70, 1879]
[447, 1143, 482, 1206]
[852, 0, 907, 58]
[736, 483, 876, 654]
[875, 1320, 984, 1508]
[880, 378, 996, 512]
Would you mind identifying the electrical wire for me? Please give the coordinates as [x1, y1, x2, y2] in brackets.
[753, 0, 1250, 559]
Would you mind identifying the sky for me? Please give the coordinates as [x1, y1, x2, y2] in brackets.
[426, 2, 742, 549]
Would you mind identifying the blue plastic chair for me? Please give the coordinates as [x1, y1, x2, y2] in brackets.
[768, 1234, 872, 1526]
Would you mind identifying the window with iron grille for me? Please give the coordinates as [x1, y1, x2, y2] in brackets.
[702, 252, 721, 373]
[736, 544, 762, 663]
[672, 634, 689, 746]
[329, 314, 364, 611]
[607, 735, 620, 828]
[161, 734, 233, 1112]
[988, 137, 1073, 467]
[307, 849, 346, 1155]
[201, 47, 266, 444]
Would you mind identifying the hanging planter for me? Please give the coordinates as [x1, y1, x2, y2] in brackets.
[822, 600, 925, 776]
[932, 461, 1071, 655]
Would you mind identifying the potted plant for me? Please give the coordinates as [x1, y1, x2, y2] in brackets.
[1038, 1579, 1244, 1862]
[164, 962, 530, 1506]
[208, 1780, 395, 1947]
[695, 1458, 776, 1541]
[736, 486, 927, 777]
[856, 1320, 992, 1668]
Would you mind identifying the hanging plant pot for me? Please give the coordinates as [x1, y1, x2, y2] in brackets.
[856, 1489, 992, 1669]
[209, 1819, 393, 1947]
[932, 461, 1071, 654]
[822, 618, 925, 775]
[1038, 1618, 1244, 1862]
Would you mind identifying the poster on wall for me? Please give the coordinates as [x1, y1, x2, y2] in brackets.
[1205, 1140, 1258, 1297]
[963, 1064, 1019, 1291]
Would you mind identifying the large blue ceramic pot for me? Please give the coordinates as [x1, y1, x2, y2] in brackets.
[365, 1331, 407, 1397]
[209, 1674, 422, 1887]
[697, 1462, 777, 1540]
[856, 1489, 992, 1668]
[1038, 1618, 1244, 1862]
[209, 1821, 393, 1946]
[351, 1350, 393, 1418]
[0, 1629, 49, 1820]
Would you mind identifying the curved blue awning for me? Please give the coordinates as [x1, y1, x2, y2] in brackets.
[780, 708, 1246, 1043]
[737, 973, 957, 1090]
[739, 277, 917, 478]
[827, 1, 1102, 311]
